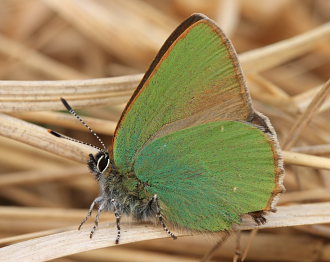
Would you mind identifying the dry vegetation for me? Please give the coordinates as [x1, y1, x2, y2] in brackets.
[0, 0, 330, 261]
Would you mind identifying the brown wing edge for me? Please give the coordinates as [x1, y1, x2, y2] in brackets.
[205, 17, 254, 120]
[251, 112, 285, 212]
[113, 14, 205, 143]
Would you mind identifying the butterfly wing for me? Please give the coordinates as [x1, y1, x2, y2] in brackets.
[134, 121, 282, 231]
[113, 14, 253, 172]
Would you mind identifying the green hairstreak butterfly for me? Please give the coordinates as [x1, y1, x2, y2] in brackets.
[51, 13, 284, 244]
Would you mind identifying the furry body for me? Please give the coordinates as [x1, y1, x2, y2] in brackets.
[88, 152, 158, 221]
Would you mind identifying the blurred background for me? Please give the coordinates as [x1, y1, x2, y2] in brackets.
[0, 0, 330, 261]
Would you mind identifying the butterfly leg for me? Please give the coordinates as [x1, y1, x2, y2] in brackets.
[78, 196, 103, 230]
[111, 199, 122, 244]
[249, 210, 267, 225]
[153, 194, 177, 240]
[90, 200, 106, 238]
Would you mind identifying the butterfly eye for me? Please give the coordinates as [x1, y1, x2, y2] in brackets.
[97, 153, 110, 173]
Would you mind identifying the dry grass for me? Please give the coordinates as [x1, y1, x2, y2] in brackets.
[0, 0, 329, 261]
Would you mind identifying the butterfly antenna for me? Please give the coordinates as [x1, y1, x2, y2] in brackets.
[48, 129, 103, 151]
[60, 98, 107, 151]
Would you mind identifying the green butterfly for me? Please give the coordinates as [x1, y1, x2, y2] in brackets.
[53, 13, 284, 244]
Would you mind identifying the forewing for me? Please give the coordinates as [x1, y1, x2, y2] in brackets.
[113, 14, 253, 171]
[134, 121, 280, 231]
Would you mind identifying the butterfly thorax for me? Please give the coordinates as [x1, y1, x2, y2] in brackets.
[105, 169, 151, 200]
[102, 170, 156, 219]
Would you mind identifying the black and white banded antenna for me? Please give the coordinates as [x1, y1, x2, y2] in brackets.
[48, 98, 108, 152]
[48, 129, 103, 152]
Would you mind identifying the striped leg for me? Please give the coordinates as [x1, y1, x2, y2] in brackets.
[111, 199, 121, 244]
[78, 196, 103, 230]
[153, 195, 177, 240]
[90, 201, 106, 238]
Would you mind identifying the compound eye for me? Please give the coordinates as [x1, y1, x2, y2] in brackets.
[97, 154, 110, 173]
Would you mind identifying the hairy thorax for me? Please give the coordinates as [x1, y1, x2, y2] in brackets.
[100, 168, 156, 221]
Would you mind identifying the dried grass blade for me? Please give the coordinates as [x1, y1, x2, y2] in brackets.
[283, 151, 330, 170]
[0, 74, 142, 112]
[11, 112, 116, 135]
[0, 202, 330, 262]
[42, 0, 166, 67]
[0, 34, 86, 80]
[291, 144, 330, 155]
[0, 166, 87, 187]
[0, 113, 98, 163]
[240, 21, 330, 73]
[282, 79, 330, 149]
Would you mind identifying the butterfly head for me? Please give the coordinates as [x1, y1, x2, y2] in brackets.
[88, 150, 114, 180]
[50, 98, 116, 180]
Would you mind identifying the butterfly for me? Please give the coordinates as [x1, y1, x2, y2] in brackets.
[50, 13, 284, 244]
